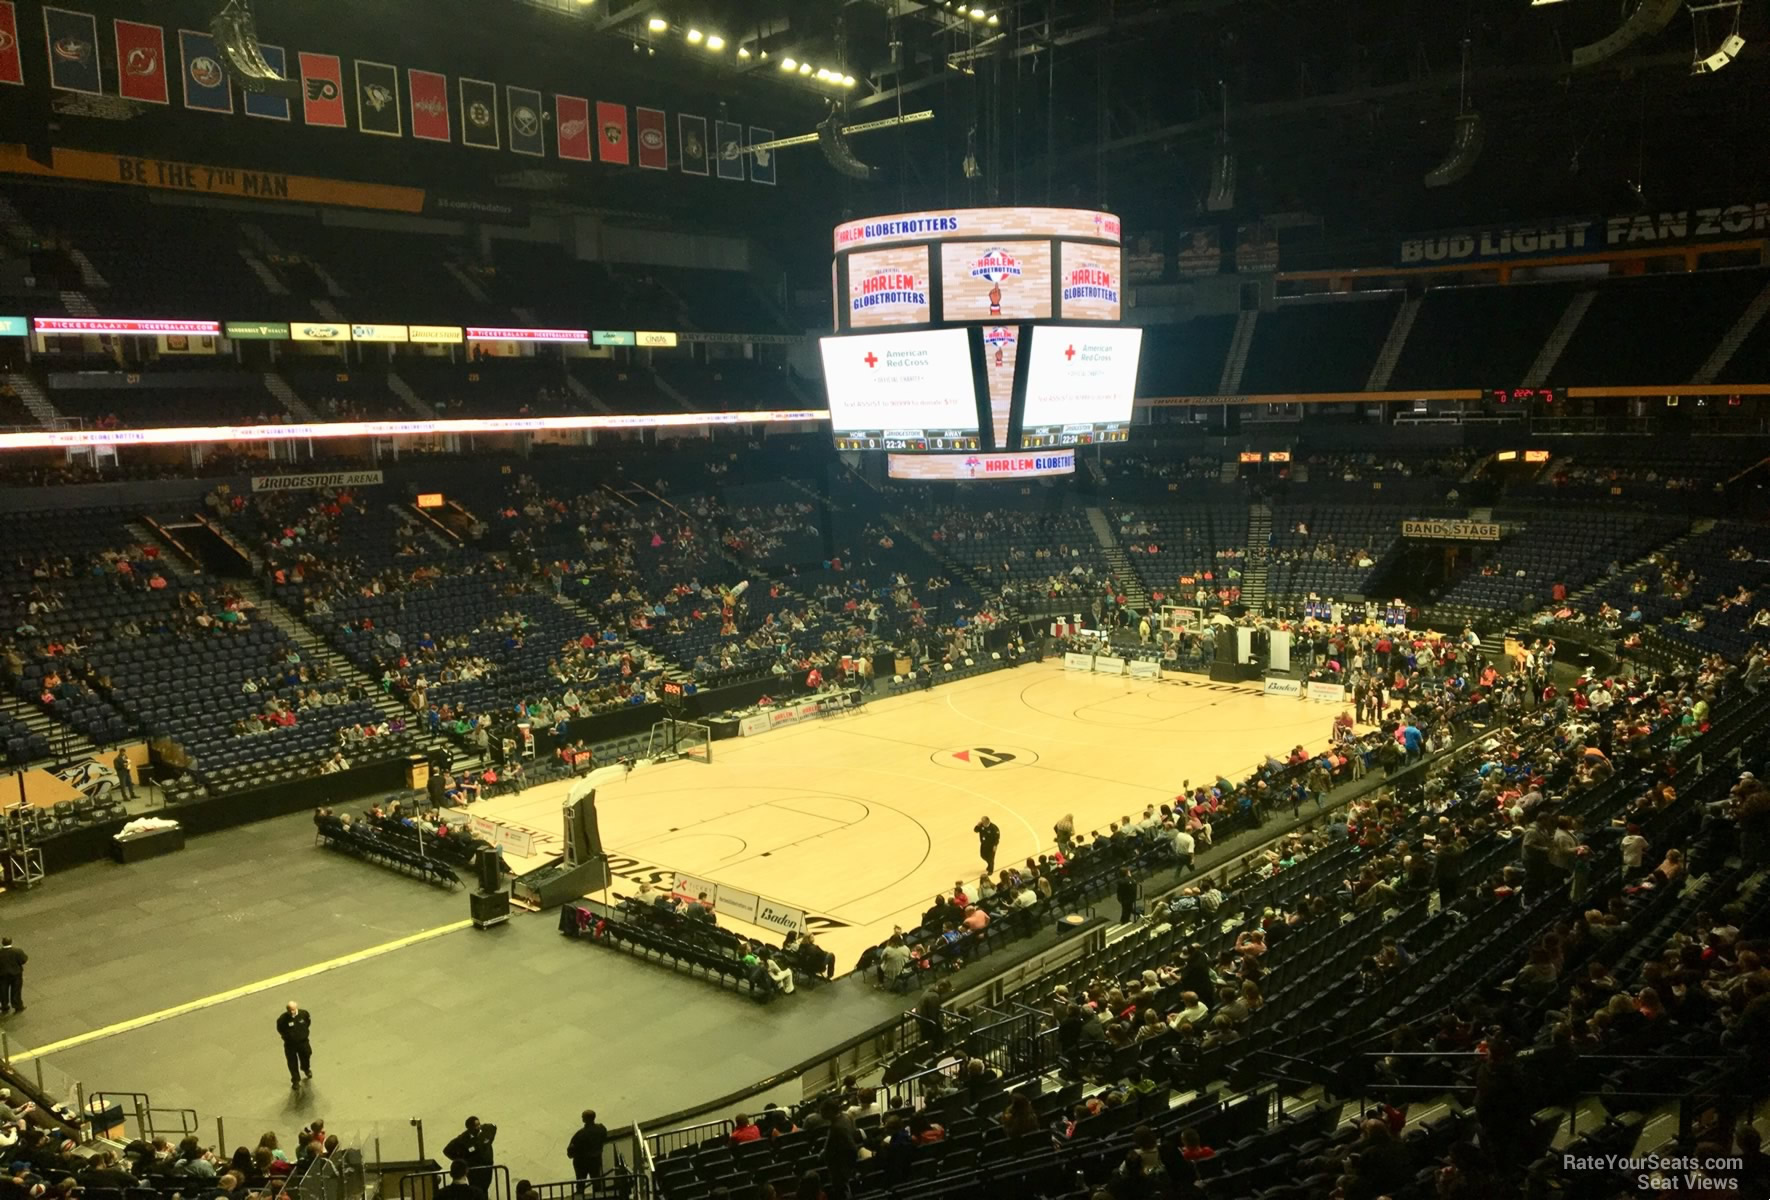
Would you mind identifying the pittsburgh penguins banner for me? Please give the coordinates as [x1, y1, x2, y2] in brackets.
[678, 113, 708, 176]
[748, 125, 775, 185]
[507, 85, 544, 157]
[715, 120, 744, 180]
[244, 43, 290, 119]
[459, 77, 498, 149]
[354, 60, 400, 136]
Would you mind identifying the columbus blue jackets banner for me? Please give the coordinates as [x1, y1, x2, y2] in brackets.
[354, 60, 400, 136]
[43, 7, 101, 95]
[178, 28, 231, 113]
[113, 19, 167, 104]
[715, 120, 744, 181]
[748, 126, 775, 185]
[243, 43, 289, 119]
[459, 77, 498, 149]
[678, 113, 708, 176]
[507, 86, 544, 157]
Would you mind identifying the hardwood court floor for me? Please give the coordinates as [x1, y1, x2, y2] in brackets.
[465, 663, 1347, 963]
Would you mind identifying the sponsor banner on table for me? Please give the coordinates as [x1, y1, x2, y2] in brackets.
[1095, 656, 1126, 675]
[1063, 652, 1093, 672]
[1306, 681, 1347, 704]
[1262, 677, 1302, 698]
[1128, 660, 1161, 681]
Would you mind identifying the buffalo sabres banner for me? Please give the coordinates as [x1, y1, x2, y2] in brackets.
[555, 94, 591, 161]
[715, 120, 744, 181]
[507, 86, 544, 157]
[245, 43, 289, 120]
[44, 6, 100, 95]
[178, 28, 231, 113]
[113, 19, 167, 104]
[748, 125, 775, 185]
[354, 60, 400, 136]
[408, 68, 448, 141]
[0, 2, 22, 87]
[299, 51, 345, 127]
[678, 113, 709, 176]
[459, 77, 498, 149]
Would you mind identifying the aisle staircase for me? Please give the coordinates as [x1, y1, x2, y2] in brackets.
[1523, 291, 1595, 388]
[1217, 311, 1259, 394]
[385, 368, 434, 418]
[5, 372, 65, 427]
[0, 691, 98, 764]
[1365, 295, 1421, 391]
[1241, 503, 1272, 612]
[264, 372, 321, 423]
[1086, 506, 1150, 610]
[240, 580, 414, 729]
[1693, 277, 1770, 384]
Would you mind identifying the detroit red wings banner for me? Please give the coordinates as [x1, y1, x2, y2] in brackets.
[408, 69, 448, 141]
[0, 2, 26, 86]
[113, 19, 167, 103]
[554, 94, 590, 161]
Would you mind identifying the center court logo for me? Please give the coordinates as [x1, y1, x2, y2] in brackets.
[934, 745, 1038, 771]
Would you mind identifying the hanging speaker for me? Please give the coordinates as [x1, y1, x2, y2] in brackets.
[819, 111, 879, 181]
[210, 1, 301, 98]
[1423, 113, 1485, 189]
[1570, 0, 1683, 69]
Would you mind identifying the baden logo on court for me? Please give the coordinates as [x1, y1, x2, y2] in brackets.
[935, 745, 1038, 771]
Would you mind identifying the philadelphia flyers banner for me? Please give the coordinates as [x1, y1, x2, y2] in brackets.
[299, 51, 345, 127]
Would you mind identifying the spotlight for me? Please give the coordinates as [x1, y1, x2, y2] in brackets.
[815, 67, 831, 80]
[647, 16, 667, 31]
[969, 7, 986, 19]
[737, 45, 750, 58]
[799, 62, 812, 74]
[987, 12, 999, 23]
[686, 28, 703, 43]
[707, 34, 724, 50]
[842, 74, 856, 87]
[781, 56, 797, 70]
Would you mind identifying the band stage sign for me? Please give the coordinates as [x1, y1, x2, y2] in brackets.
[1401, 518, 1501, 542]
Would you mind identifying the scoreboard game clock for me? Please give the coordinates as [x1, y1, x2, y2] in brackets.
[1487, 387, 1567, 405]
[660, 679, 688, 709]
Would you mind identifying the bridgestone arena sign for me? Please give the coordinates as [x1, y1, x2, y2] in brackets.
[251, 471, 385, 493]
[1402, 519, 1500, 542]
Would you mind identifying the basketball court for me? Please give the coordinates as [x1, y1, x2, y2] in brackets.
[456, 661, 1350, 962]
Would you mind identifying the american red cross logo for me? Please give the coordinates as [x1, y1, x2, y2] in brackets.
[863, 352, 878, 368]
[1064, 345, 1076, 360]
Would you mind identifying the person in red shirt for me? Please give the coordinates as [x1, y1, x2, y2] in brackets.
[729, 1114, 762, 1144]
[1178, 1128, 1213, 1161]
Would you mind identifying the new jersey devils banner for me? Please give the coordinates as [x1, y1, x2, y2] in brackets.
[113, 18, 167, 104]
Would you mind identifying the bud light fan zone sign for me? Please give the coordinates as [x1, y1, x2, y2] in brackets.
[845, 246, 931, 328]
[886, 450, 1076, 481]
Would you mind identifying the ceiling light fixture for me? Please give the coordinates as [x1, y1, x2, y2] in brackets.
[647, 16, 667, 32]
[707, 34, 724, 50]
[686, 27, 703, 42]
[737, 44, 750, 58]
[799, 62, 812, 74]
[781, 56, 797, 70]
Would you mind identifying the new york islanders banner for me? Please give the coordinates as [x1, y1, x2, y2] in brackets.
[178, 28, 231, 113]
[113, 19, 166, 104]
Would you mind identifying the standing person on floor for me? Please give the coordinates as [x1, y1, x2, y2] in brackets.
[113, 748, 136, 800]
[444, 1117, 498, 1194]
[0, 938, 24, 1014]
[974, 815, 1000, 874]
[1116, 868, 1141, 924]
[275, 1000, 312, 1087]
[566, 1110, 608, 1184]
